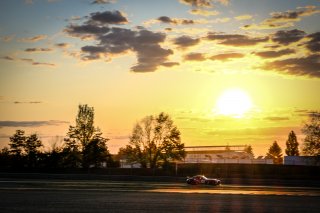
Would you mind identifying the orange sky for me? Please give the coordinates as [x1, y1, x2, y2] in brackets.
[0, 0, 320, 156]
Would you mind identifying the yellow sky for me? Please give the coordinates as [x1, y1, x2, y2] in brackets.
[0, 0, 320, 156]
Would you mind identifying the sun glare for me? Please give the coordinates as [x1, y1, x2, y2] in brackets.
[215, 89, 253, 118]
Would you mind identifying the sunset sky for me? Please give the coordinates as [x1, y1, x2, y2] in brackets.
[0, 0, 319, 156]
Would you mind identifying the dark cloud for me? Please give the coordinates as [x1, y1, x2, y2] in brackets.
[89, 10, 128, 25]
[173, 35, 200, 48]
[272, 29, 306, 45]
[65, 24, 110, 39]
[263, 116, 290, 121]
[55, 43, 70, 48]
[244, 6, 320, 30]
[25, 48, 53, 52]
[253, 49, 295, 58]
[157, 16, 195, 25]
[270, 6, 319, 22]
[184, 52, 206, 61]
[0, 120, 68, 127]
[260, 54, 320, 78]
[294, 109, 318, 117]
[209, 53, 245, 61]
[66, 11, 174, 72]
[306, 32, 320, 52]
[206, 32, 268, 46]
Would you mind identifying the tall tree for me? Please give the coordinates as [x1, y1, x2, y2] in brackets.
[64, 104, 110, 168]
[285, 131, 299, 156]
[266, 141, 283, 164]
[244, 145, 255, 158]
[9, 130, 26, 156]
[121, 112, 185, 168]
[25, 133, 43, 167]
[302, 112, 320, 156]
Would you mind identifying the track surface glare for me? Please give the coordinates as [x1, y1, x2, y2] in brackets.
[0, 179, 319, 212]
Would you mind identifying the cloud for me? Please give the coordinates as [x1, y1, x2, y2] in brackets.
[173, 35, 200, 48]
[20, 58, 55, 67]
[209, 53, 245, 61]
[89, 10, 128, 25]
[25, 48, 53, 52]
[55, 43, 71, 48]
[184, 52, 206, 61]
[263, 116, 290, 121]
[179, 0, 212, 8]
[1, 56, 56, 67]
[259, 54, 320, 78]
[0, 35, 15, 42]
[65, 24, 110, 39]
[19, 35, 47, 42]
[179, 0, 229, 8]
[305, 32, 320, 53]
[13, 101, 42, 104]
[253, 48, 295, 58]
[272, 29, 306, 45]
[243, 6, 320, 30]
[235, 14, 253, 21]
[91, 0, 116, 4]
[0, 120, 68, 128]
[189, 9, 219, 16]
[157, 16, 195, 25]
[1, 56, 15, 61]
[206, 32, 268, 46]
[65, 11, 174, 72]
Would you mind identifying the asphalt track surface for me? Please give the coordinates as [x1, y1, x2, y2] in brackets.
[0, 179, 320, 212]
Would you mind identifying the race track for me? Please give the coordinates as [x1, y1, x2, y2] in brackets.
[0, 179, 319, 212]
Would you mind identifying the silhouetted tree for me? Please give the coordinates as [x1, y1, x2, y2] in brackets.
[285, 131, 299, 156]
[62, 138, 82, 168]
[121, 112, 185, 168]
[83, 136, 110, 168]
[9, 130, 26, 156]
[266, 141, 283, 164]
[302, 112, 320, 156]
[0, 147, 11, 168]
[64, 104, 110, 168]
[25, 134, 43, 168]
[244, 145, 254, 158]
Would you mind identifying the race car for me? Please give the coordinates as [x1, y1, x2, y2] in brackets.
[186, 175, 221, 186]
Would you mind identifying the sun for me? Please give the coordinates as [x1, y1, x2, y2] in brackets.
[215, 89, 253, 118]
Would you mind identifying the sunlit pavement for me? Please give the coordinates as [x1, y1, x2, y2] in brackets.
[1, 179, 320, 212]
[0, 179, 319, 196]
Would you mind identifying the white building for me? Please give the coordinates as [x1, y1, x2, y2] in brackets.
[184, 145, 273, 164]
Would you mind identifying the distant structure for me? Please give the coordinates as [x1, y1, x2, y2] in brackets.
[119, 145, 274, 168]
[183, 145, 273, 164]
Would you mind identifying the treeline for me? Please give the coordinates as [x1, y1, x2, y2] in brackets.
[0, 104, 186, 170]
[1, 104, 319, 169]
[0, 105, 118, 169]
